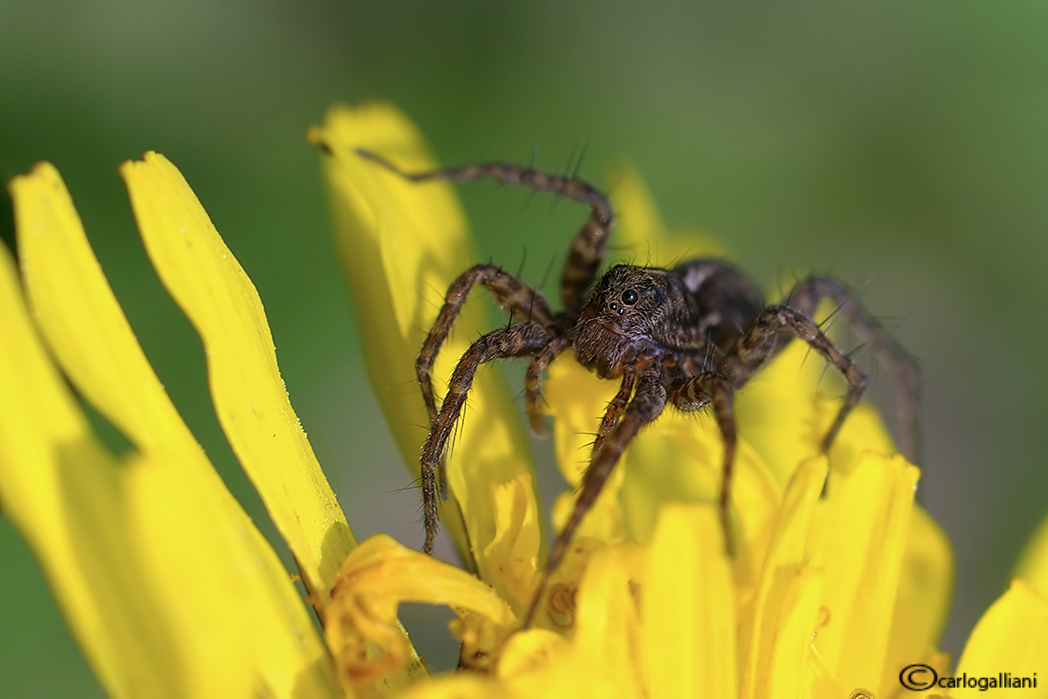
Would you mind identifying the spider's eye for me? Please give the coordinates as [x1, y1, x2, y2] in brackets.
[621, 289, 639, 305]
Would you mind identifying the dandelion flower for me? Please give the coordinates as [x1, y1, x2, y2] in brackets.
[1, 106, 1045, 699]
[311, 103, 1048, 698]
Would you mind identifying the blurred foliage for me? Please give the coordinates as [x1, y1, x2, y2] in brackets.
[2, 0, 1047, 694]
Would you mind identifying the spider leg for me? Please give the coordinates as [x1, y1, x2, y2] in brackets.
[667, 373, 739, 553]
[523, 334, 572, 436]
[418, 263, 555, 424]
[785, 276, 921, 462]
[523, 369, 665, 627]
[727, 305, 870, 455]
[356, 149, 614, 317]
[593, 368, 638, 457]
[420, 321, 551, 554]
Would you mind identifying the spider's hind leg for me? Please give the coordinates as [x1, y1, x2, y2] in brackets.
[356, 148, 614, 317]
[727, 305, 870, 458]
[785, 277, 920, 462]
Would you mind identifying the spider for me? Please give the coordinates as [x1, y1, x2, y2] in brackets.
[356, 148, 919, 625]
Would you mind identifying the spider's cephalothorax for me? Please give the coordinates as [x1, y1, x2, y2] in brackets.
[356, 149, 919, 626]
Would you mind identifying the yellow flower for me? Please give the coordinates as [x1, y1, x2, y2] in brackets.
[2, 105, 1046, 699]
[310, 103, 1048, 698]
[0, 155, 420, 698]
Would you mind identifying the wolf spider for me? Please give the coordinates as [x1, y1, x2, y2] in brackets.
[356, 149, 919, 625]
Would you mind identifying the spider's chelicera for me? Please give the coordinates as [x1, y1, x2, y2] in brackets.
[356, 149, 919, 625]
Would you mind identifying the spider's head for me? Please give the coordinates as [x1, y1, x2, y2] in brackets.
[571, 265, 686, 378]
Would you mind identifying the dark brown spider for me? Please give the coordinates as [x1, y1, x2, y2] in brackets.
[356, 148, 919, 625]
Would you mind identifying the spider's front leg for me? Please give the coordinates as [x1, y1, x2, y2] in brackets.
[418, 264, 555, 424]
[785, 276, 921, 461]
[524, 369, 665, 627]
[419, 321, 551, 554]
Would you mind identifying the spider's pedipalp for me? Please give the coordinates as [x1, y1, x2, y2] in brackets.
[523, 334, 572, 436]
[668, 372, 738, 553]
[419, 321, 551, 553]
[592, 368, 638, 458]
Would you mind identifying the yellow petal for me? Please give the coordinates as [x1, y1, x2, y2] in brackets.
[480, 472, 541, 610]
[5, 166, 339, 697]
[643, 504, 737, 699]
[751, 566, 827, 699]
[395, 674, 516, 699]
[571, 545, 644, 698]
[495, 546, 643, 699]
[735, 340, 833, 484]
[310, 103, 540, 576]
[952, 580, 1048, 698]
[741, 457, 828, 699]
[809, 453, 919, 693]
[544, 356, 626, 544]
[325, 534, 515, 688]
[609, 164, 726, 265]
[619, 410, 782, 581]
[120, 152, 354, 607]
[735, 327, 896, 487]
[879, 504, 954, 694]
[1016, 509, 1048, 598]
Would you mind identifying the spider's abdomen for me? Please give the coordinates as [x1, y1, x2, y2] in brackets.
[671, 259, 765, 356]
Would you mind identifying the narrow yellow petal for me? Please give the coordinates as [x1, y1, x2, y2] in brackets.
[325, 535, 515, 688]
[809, 453, 919, 693]
[741, 457, 827, 699]
[494, 547, 643, 699]
[15, 162, 187, 451]
[608, 164, 726, 264]
[734, 340, 831, 484]
[0, 239, 164, 696]
[395, 674, 517, 699]
[544, 356, 625, 544]
[498, 629, 572, 681]
[746, 565, 826, 699]
[608, 164, 667, 257]
[480, 473, 541, 610]
[120, 152, 354, 606]
[5, 166, 341, 696]
[620, 410, 782, 577]
[571, 545, 644, 698]
[735, 330, 896, 487]
[1016, 509, 1048, 598]
[311, 103, 540, 576]
[879, 505, 954, 693]
[643, 504, 737, 699]
[953, 580, 1048, 698]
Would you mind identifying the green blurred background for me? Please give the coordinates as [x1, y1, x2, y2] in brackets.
[2, 0, 1047, 694]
